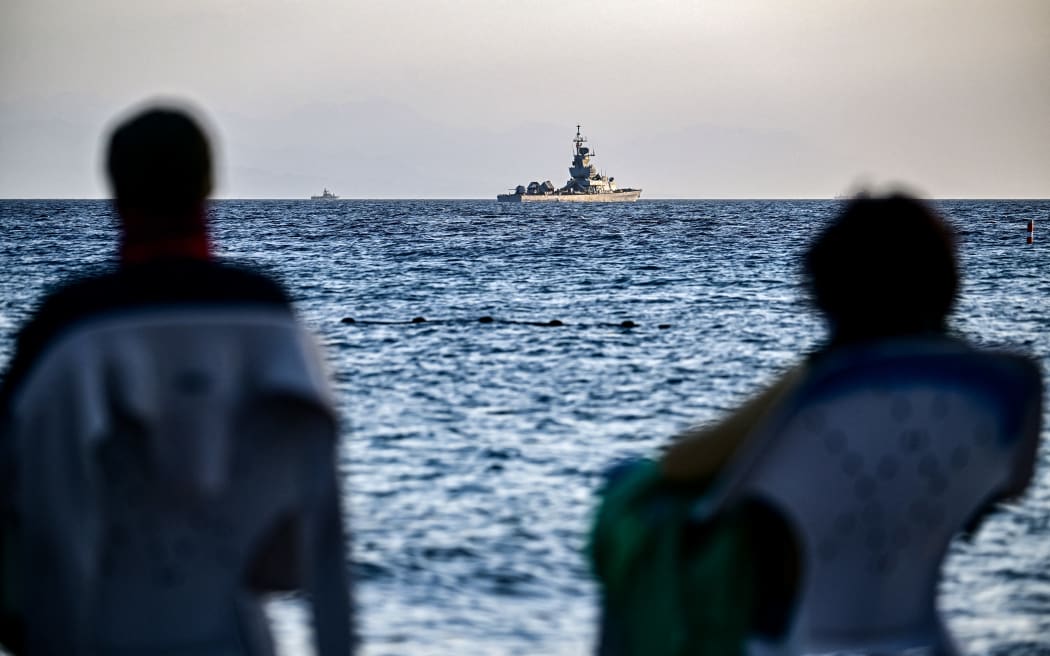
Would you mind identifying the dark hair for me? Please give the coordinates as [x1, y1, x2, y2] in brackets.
[803, 193, 958, 341]
[106, 106, 213, 222]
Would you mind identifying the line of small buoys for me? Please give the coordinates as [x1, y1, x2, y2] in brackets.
[338, 316, 672, 330]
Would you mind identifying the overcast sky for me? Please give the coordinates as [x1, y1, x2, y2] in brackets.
[2, 0, 1047, 198]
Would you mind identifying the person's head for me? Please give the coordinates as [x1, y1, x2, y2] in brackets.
[803, 193, 959, 343]
[106, 104, 213, 243]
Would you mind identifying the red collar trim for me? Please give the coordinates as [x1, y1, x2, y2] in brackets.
[121, 233, 212, 265]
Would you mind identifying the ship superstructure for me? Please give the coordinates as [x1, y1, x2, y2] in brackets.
[497, 126, 641, 202]
[310, 188, 339, 200]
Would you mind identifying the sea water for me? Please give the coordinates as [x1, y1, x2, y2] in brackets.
[1, 199, 1048, 655]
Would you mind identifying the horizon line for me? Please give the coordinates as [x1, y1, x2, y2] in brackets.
[3, 196, 1050, 202]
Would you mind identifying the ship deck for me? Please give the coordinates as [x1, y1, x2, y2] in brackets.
[497, 190, 641, 203]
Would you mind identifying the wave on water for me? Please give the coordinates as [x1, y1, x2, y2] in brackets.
[2, 198, 1048, 654]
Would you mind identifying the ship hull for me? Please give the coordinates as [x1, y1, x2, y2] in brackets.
[497, 190, 642, 203]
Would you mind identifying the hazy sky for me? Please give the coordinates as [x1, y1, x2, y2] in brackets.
[2, 0, 1048, 198]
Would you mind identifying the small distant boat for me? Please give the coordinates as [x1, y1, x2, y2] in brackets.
[311, 188, 339, 200]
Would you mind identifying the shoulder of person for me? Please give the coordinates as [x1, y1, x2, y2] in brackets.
[0, 265, 119, 405]
[201, 259, 293, 306]
[17, 266, 121, 344]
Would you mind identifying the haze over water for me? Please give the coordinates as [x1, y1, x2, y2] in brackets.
[1, 199, 1047, 654]
[3, 1, 1049, 199]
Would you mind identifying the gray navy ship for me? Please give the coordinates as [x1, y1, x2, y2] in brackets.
[497, 126, 641, 202]
[310, 188, 339, 200]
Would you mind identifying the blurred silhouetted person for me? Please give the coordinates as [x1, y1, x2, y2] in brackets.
[657, 194, 1042, 654]
[0, 104, 354, 655]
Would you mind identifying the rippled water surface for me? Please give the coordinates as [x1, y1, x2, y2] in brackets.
[1, 199, 1048, 655]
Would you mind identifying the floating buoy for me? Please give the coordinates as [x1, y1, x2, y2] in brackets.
[1027, 219, 1034, 244]
[336, 315, 676, 331]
